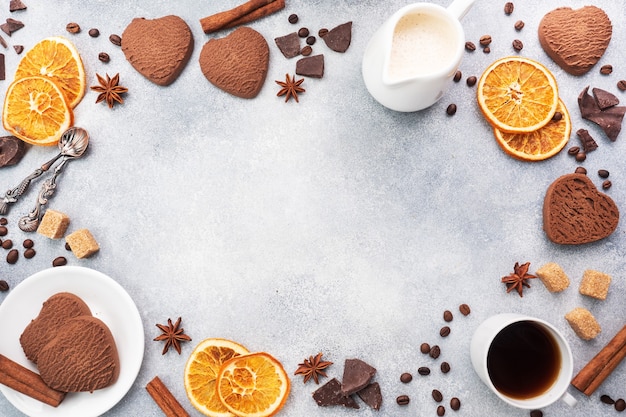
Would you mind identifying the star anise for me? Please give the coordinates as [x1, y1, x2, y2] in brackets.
[154, 317, 191, 355]
[90, 73, 128, 108]
[501, 262, 537, 297]
[294, 352, 333, 384]
[276, 73, 305, 103]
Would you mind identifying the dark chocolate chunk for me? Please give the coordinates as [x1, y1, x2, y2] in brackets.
[296, 54, 324, 78]
[1, 18, 24, 36]
[0, 53, 4, 81]
[593, 87, 620, 110]
[0, 35, 6, 49]
[9, 0, 27, 12]
[576, 129, 598, 153]
[322, 21, 352, 53]
[274, 32, 300, 58]
[578, 86, 597, 118]
[0, 135, 26, 167]
[587, 105, 626, 141]
[13, 44, 23, 54]
[313, 378, 359, 409]
[341, 358, 376, 396]
[356, 382, 382, 410]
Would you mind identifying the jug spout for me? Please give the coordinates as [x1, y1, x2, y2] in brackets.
[447, 0, 476, 20]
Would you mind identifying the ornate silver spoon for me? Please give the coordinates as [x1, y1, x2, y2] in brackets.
[0, 127, 89, 215]
[18, 127, 89, 232]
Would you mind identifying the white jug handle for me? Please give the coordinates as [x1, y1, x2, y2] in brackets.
[561, 391, 578, 407]
[447, 0, 476, 20]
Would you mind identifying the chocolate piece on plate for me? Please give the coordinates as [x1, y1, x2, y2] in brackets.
[341, 358, 376, 396]
[592, 87, 619, 110]
[322, 21, 352, 53]
[274, 32, 300, 58]
[313, 378, 359, 409]
[296, 54, 324, 78]
[356, 382, 382, 410]
[0, 135, 26, 168]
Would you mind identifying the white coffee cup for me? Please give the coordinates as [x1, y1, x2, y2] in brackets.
[470, 314, 577, 409]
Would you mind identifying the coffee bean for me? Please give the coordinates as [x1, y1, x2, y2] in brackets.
[23, 239, 34, 249]
[575, 166, 587, 175]
[432, 389, 443, 402]
[618, 80, 626, 91]
[0, 218, 7, 225]
[298, 27, 309, 37]
[65, 242, 72, 251]
[598, 169, 610, 178]
[601, 394, 615, 405]
[400, 372, 413, 383]
[575, 152, 586, 162]
[0, 226, 7, 236]
[98, 52, 110, 63]
[514, 20, 525, 30]
[66, 22, 80, 34]
[52, 256, 67, 267]
[429, 345, 441, 359]
[552, 111, 562, 122]
[615, 398, 626, 411]
[288, 13, 298, 24]
[466, 76, 477, 87]
[301, 45, 312, 56]
[453, 70, 462, 82]
[440, 326, 451, 337]
[88, 28, 100, 37]
[418, 366, 431, 376]
[420, 342, 431, 354]
[446, 104, 457, 116]
[568, 146, 580, 155]
[0, 280, 8, 291]
[437, 405, 446, 416]
[396, 395, 410, 406]
[306, 36, 316, 45]
[602, 180, 612, 190]
[440, 361, 451, 373]
[2, 239, 12, 249]
[24, 248, 36, 259]
[459, 303, 471, 316]
[464, 41, 476, 52]
[450, 397, 461, 411]
[529, 410, 543, 417]
[7, 249, 18, 264]
[479, 35, 492, 46]
[483, 46, 490, 54]
[318, 28, 328, 37]
[504, 2, 514, 15]
[443, 310, 453, 322]
[600, 64, 613, 75]
[512, 39, 523, 51]
[109, 34, 122, 46]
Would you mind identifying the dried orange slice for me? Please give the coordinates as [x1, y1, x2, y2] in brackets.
[2, 76, 73, 146]
[184, 338, 249, 417]
[217, 352, 290, 417]
[15, 36, 86, 108]
[477, 56, 559, 133]
[493, 98, 571, 161]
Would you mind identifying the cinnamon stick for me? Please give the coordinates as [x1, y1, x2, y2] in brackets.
[0, 354, 65, 407]
[222, 0, 285, 30]
[200, 0, 276, 34]
[571, 324, 626, 395]
[146, 376, 190, 417]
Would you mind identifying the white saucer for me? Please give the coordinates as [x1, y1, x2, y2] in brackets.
[0, 266, 144, 417]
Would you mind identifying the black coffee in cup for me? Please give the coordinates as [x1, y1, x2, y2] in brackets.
[487, 320, 561, 399]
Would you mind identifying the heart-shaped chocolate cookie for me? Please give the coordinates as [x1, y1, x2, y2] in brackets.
[121, 15, 193, 86]
[199, 27, 269, 99]
[37, 316, 120, 392]
[20, 292, 91, 364]
[543, 173, 619, 244]
[538, 6, 612, 76]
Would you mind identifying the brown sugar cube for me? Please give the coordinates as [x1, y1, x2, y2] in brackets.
[37, 209, 70, 239]
[579, 270, 611, 300]
[65, 229, 99, 259]
[536, 262, 570, 292]
[565, 307, 601, 340]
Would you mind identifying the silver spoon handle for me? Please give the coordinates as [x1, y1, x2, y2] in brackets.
[18, 158, 69, 232]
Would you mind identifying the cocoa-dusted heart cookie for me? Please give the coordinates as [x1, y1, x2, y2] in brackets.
[121, 15, 193, 86]
[543, 173, 619, 245]
[37, 316, 120, 392]
[20, 292, 91, 364]
[538, 6, 612, 76]
[199, 26, 269, 99]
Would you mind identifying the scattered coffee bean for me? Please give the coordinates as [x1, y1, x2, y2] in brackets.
[598, 169, 610, 178]
[446, 104, 457, 116]
[306, 36, 316, 45]
[98, 52, 110, 63]
[24, 248, 36, 259]
[0, 226, 7, 236]
[440, 326, 451, 337]
[0, 280, 8, 291]
[301, 45, 312, 56]
[88, 28, 100, 37]
[396, 395, 410, 406]
[66, 22, 80, 34]
[437, 405, 446, 416]
[52, 256, 67, 267]
[318, 28, 328, 37]
[552, 111, 562, 122]
[453, 70, 462, 82]
[22, 239, 34, 249]
[400, 372, 412, 383]
[109, 34, 122, 46]
[568, 146, 580, 155]
[618, 80, 626, 91]
[440, 361, 451, 373]
[420, 342, 431, 354]
[298, 27, 309, 38]
[575, 152, 586, 162]
[7, 249, 18, 264]
[615, 398, 626, 411]
[575, 166, 587, 175]
[602, 180, 612, 190]
[443, 310, 453, 322]
[529, 410, 542, 417]
[600, 64, 613, 75]
[432, 389, 443, 402]
[429, 345, 441, 359]
[459, 303, 471, 316]
[418, 366, 431, 376]
[2, 239, 13, 249]
[65, 242, 72, 251]
[601, 394, 615, 405]
[514, 20, 525, 30]
[479, 35, 492, 46]
[0, 218, 7, 225]
[464, 41, 476, 52]
[483, 46, 491, 54]
[288, 13, 298, 24]
[466, 76, 477, 87]
[504, 2, 514, 15]
[450, 397, 461, 411]
[512, 39, 523, 51]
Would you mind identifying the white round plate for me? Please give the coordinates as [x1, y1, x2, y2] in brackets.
[0, 266, 144, 417]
